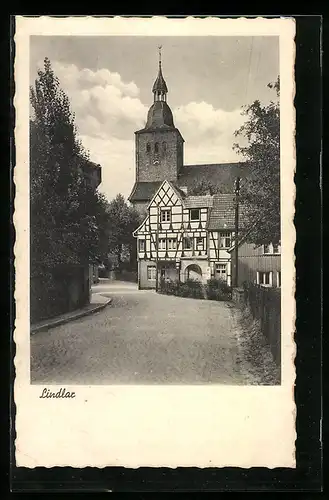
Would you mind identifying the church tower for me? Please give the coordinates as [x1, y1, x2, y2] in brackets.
[134, 47, 184, 185]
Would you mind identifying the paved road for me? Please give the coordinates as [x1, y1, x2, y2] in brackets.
[31, 280, 254, 385]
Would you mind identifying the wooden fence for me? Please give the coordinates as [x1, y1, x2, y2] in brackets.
[242, 282, 281, 365]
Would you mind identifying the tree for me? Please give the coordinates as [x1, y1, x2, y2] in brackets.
[233, 77, 280, 245]
[189, 179, 222, 196]
[30, 57, 109, 274]
[106, 194, 142, 271]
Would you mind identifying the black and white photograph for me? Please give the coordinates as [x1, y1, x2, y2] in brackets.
[14, 16, 296, 469]
[29, 34, 282, 386]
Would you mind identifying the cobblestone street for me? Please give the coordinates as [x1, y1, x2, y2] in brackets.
[31, 280, 262, 385]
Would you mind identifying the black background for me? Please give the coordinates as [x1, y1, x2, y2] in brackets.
[3, 13, 323, 494]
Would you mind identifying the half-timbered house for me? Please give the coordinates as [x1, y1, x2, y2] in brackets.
[133, 180, 247, 289]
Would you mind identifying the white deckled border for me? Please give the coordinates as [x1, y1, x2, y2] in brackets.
[14, 15, 296, 469]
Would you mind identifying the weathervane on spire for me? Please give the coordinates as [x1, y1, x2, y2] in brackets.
[158, 45, 162, 65]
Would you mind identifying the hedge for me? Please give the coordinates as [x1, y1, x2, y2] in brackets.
[159, 277, 231, 301]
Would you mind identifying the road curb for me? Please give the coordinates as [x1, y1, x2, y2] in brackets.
[31, 298, 112, 335]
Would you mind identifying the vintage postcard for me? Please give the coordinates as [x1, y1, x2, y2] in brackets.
[14, 16, 296, 468]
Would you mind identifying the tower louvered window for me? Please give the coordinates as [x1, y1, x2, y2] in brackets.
[154, 142, 160, 164]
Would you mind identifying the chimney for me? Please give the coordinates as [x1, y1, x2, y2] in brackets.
[180, 186, 188, 195]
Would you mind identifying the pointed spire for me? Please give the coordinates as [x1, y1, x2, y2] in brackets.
[152, 45, 168, 101]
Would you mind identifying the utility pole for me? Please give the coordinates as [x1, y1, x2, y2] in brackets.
[234, 177, 241, 288]
[155, 204, 159, 292]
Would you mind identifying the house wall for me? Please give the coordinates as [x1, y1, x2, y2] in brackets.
[231, 242, 281, 287]
[208, 230, 234, 262]
[238, 242, 281, 257]
[139, 259, 157, 289]
[136, 130, 183, 183]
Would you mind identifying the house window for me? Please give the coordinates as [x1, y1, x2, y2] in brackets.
[154, 142, 159, 154]
[219, 232, 231, 248]
[263, 244, 270, 254]
[162, 142, 167, 153]
[146, 143, 151, 153]
[215, 263, 227, 280]
[257, 271, 273, 286]
[160, 209, 171, 222]
[138, 239, 145, 252]
[190, 209, 200, 221]
[273, 243, 280, 254]
[158, 238, 166, 250]
[183, 236, 193, 249]
[277, 271, 281, 287]
[147, 266, 157, 280]
[167, 238, 177, 250]
[196, 237, 204, 250]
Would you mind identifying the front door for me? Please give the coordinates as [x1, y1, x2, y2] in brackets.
[215, 263, 227, 282]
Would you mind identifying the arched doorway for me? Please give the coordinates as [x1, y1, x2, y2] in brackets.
[185, 264, 203, 282]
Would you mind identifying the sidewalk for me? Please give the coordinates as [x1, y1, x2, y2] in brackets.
[31, 292, 112, 335]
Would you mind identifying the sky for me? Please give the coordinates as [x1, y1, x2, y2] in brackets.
[30, 36, 279, 201]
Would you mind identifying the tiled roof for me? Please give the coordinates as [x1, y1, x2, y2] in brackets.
[177, 162, 248, 192]
[207, 194, 249, 231]
[168, 182, 187, 200]
[128, 181, 162, 202]
[184, 195, 213, 208]
[128, 163, 249, 203]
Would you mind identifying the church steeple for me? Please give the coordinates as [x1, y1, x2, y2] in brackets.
[132, 46, 184, 190]
[152, 45, 168, 102]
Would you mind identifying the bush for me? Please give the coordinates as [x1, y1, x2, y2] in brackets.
[159, 278, 204, 299]
[184, 278, 204, 299]
[159, 277, 233, 301]
[206, 278, 232, 301]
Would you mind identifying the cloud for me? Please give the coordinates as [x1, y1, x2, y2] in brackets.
[48, 61, 148, 139]
[36, 60, 246, 201]
[51, 61, 140, 97]
[174, 101, 246, 159]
